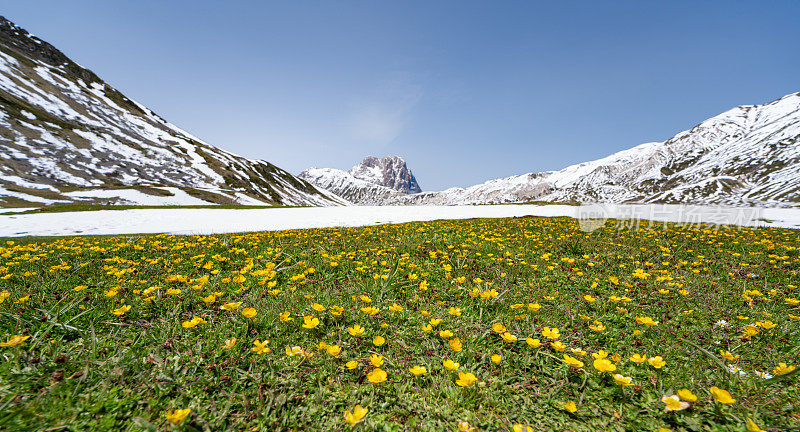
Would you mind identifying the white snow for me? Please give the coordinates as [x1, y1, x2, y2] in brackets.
[62, 188, 213, 206]
[0, 207, 37, 213]
[0, 175, 60, 192]
[232, 192, 271, 206]
[1, 204, 798, 237]
[20, 110, 36, 120]
[0, 186, 68, 205]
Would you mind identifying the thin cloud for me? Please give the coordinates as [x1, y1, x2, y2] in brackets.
[346, 76, 422, 147]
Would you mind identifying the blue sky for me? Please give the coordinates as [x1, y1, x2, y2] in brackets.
[4, 1, 800, 190]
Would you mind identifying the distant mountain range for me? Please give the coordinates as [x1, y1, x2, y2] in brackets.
[304, 92, 800, 207]
[0, 16, 344, 207]
[2, 15, 798, 209]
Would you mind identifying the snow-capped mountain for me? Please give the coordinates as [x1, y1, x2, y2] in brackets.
[305, 92, 800, 207]
[348, 156, 421, 194]
[297, 167, 404, 205]
[401, 92, 800, 207]
[299, 156, 420, 204]
[0, 16, 345, 207]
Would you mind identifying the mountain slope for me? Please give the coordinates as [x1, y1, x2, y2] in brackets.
[397, 92, 800, 207]
[0, 16, 345, 207]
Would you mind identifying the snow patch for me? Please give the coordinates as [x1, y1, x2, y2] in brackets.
[63, 188, 214, 206]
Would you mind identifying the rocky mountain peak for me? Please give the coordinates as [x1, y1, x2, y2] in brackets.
[348, 155, 422, 194]
[0, 16, 105, 86]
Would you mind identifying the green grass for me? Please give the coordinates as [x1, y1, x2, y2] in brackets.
[0, 204, 294, 215]
[0, 216, 798, 431]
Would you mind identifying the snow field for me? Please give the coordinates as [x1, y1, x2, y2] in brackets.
[1, 204, 799, 237]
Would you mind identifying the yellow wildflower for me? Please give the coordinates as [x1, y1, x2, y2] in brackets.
[112, 304, 131, 315]
[367, 368, 387, 383]
[710, 386, 736, 404]
[746, 418, 767, 432]
[613, 374, 632, 386]
[370, 354, 384, 367]
[492, 322, 507, 333]
[165, 408, 191, 424]
[593, 358, 616, 372]
[220, 302, 242, 311]
[326, 345, 341, 357]
[455, 372, 478, 387]
[773, 362, 795, 375]
[251, 339, 270, 355]
[302, 315, 320, 329]
[542, 327, 560, 339]
[443, 359, 460, 371]
[562, 354, 584, 368]
[343, 405, 368, 425]
[629, 353, 647, 363]
[648, 356, 666, 369]
[677, 389, 697, 402]
[551, 341, 567, 352]
[0, 335, 30, 347]
[500, 332, 517, 343]
[409, 365, 427, 376]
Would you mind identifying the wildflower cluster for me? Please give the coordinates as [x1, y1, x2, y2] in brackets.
[0, 217, 797, 430]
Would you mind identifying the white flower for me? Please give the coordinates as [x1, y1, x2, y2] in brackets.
[726, 364, 747, 376]
[714, 320, 728, 328]
[754, 370, 773, 379]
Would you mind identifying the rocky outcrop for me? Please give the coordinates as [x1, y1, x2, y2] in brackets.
[348, 156, 422, 194]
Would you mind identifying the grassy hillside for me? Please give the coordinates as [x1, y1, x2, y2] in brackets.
[0, 204, 289, 216]
[0, 216, 798, 431]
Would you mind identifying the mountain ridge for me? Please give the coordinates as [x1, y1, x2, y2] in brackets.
[304, 92, 800, 207]
[400, 91, 800, 206]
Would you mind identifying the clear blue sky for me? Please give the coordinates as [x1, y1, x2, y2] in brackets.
[4, 1, 799, 190]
